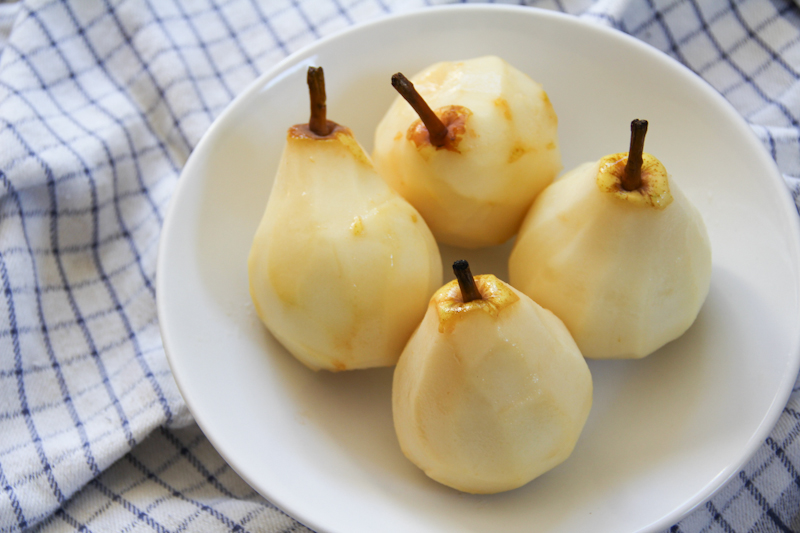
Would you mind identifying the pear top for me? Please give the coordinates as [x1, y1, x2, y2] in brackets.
[286, 123, 371, 167]
[391, 72, 471, 153]
[284, 66, 370, 167]
[453, 260, 481, 302]
[595, 119, 673, 209]
[433, 272, 519, 333]
[293, 66, 346, 141]
[307, 66, 331, 136]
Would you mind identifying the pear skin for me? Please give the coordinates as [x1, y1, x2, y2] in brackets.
[373, 56, 561, 248]
[393, 272, 593, 494]
[249, 121, 442, 371]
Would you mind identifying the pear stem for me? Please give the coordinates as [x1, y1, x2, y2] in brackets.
[622, 119, 648, 191]
[391, 73, 448, 147]
[453, 260, 482, 303]
[307, 66, 330, 136]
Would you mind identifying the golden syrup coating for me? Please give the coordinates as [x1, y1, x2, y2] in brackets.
[433, 274, 519, 333]
[596, 152, 673, 209]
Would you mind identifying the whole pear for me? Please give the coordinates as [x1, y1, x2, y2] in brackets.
[373, 56, 561, 248]
[393, 261, 592, 494]
[509, 120, 712, 359]
[248, 67, 442, 371]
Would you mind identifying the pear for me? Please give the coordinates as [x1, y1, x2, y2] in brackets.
[248, 67, 443, 371]
[393, 261, 592, 494]
[509, 120, 712, 359]
[372, 56, 561, 248]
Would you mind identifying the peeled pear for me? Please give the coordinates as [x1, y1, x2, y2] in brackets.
[393, 261, 592, 494]
[373, 56, 561, 248]
[509, 120, 712, 359]
[248, 67, 443, 371]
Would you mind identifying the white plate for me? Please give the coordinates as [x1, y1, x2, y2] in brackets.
[157, 5, 800, 533]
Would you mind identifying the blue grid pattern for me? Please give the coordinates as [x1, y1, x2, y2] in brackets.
[0, 0, 798, 532]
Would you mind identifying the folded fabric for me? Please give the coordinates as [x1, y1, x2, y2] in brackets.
[0, 0, 797, 532]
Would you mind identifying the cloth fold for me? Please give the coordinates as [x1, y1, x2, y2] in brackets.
[0, 1, 798, 532]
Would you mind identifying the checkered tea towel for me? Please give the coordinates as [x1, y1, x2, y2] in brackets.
[0, 0, 798, 532]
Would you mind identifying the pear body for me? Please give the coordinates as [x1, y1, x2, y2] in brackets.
[248, 125, 443, 371]
[509, 161, 712, 359]
[393, 275, 592, 494]
[373, 56, 561, 248]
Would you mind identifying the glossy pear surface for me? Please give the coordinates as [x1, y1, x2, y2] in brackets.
[509, 158, 712, 359]
[393, 275, 592, 494]
[373, 56, 561, 248]
[248, 124, 443, 371]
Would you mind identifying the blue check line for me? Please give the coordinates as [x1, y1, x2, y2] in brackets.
[0, 240, 160, 330]
[685, 0, 800, 129]
[738, 470, 795, 533]
[0, 247, 66, 513]
[644, 0, 689, 65]
[0, 291, 155, 362]
[250, 2, 291, 56]
[156, 426, 314, 533]
[171, 508, 206, 533]
[548, 0, 568, 15]
[0, 185, 158, 220]
[88, 477, 171, 533]
[159, 427, 241, 499]
[0, 193, 165, 262]
[0, 35, 185, 176]
[0, 361, 163, 466]
[329, 0, 355, 25]
[30, 4, 166, 267]
[704, 500, 736, 533]
[625, 0, 680, 38]
[236, 507, 282, 532]
[3, 11, 251, 104]
[124, 453, 250, 533]
[158, 426, 281, 513]
[766, 436, 800, 489]
[620, 0, 793, 130]
[727, 0, 800, 81]
[207, 0, 261, 79]
[0, 366, 144, 429]
[1, 54, 172, 432]
[145, 0, 220, 123]
[0, 450, 27, 531]
[0, 167, 103, 477]
[100, 0, 193, 153]
[0, 13, 264, 114]
[0, 219, 158, 262]
[580, 9, 623, 30]
[0, 315, 161, 396]
[53, 507, 93, 533]
[6, 0, 123, 70]
[0, 131, 172, 186]
[1, 115, 139, 451]
[290, 0, 321, 40]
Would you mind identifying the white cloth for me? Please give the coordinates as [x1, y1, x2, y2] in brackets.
[0, 0, 798, 531]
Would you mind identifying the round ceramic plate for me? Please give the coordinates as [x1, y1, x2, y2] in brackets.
[157, 5, 800, 533]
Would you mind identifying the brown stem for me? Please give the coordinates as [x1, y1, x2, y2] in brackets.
[391, 73, 448, 147]
[307, 66, 330, 136]
[453, 260, 482, 303]
[622, 119, 648, 191]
